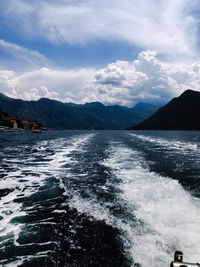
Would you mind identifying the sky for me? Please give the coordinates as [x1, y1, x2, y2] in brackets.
[1, 0, 200, 107]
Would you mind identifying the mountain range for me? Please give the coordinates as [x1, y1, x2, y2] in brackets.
[131, 89, 200, 130]
[0, 92, 161, 129]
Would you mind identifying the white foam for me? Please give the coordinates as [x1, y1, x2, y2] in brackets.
[2, 258, 24, 267]
[2, 132, 199, 266]
[52, 209, 66, 214]
[0, 133, 94, 260]
[104, 144, 200, 266]
[15, 241, 57, 247]
[68, 192, 115, 225]
[130, 133, 198, 153]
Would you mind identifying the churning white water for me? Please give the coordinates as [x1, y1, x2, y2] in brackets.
[130, 133, 198, 154]
[104, 143, 200, 266]
[1, 131, 199, 266]
[0, 134, 93, 266]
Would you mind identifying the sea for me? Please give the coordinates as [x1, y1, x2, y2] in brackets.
[0, 130, 200, 267]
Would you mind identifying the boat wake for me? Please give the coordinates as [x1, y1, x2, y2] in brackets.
[0, 131, 199, 267]
[0, 133, 94, 266]
[102, 142, 200, 266]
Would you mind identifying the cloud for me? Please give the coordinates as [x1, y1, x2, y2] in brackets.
[1, 2, 200, 106]
[1, 50, 200, 106]
[91, 50, 200, 106]
[0, 39, 51, 70]
[0, 67, 95, 102]
[2, 0, 200, 60]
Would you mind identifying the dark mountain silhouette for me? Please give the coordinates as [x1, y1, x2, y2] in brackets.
[131, 89, 200, 130]
[0, 92, 160, 129]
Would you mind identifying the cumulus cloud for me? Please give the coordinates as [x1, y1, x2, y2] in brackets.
[1, 50, 200, 106]
[1, 1, 200, 106]
[93, 50, 200, 106]
[2, 0, 199, 60]
[0, 67, 96, 102]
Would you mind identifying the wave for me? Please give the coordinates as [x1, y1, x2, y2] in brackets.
[0, 133, 94, 266]
[103, 143, 200, 266]
[130, 133, 198, 153]
[1, 131, 199, 266]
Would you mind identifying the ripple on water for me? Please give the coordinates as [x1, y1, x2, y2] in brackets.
[0, 134, 94, 266]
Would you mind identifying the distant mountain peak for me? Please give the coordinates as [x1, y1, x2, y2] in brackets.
[179, 89, 199, 98]
[0, 92, 11, 100]
[38, 97, 53, 102]
[84, 102, 105, 107]
[0, 93, 161, 129]
[181, 88, 193, 94]
[131, 89, 200, 130]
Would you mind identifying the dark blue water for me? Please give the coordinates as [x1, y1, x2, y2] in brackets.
[0, 130, 200, 266]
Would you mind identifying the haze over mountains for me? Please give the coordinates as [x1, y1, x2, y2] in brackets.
[0, 92, 160, 129]
[132, 89, 200, 130]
